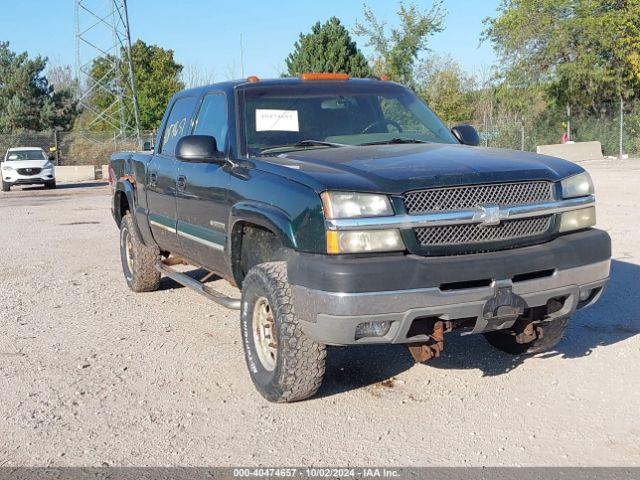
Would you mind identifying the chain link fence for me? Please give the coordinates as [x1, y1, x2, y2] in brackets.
[1, 116, 638, 165]
[461, 112, 640, 157]
[0, 131, 156, 166]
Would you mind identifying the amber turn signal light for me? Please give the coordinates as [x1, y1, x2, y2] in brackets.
[300, 73, 349, 81]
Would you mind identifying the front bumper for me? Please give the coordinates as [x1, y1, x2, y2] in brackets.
[3, 169, 55, 185]
[289, 229, 611, 345]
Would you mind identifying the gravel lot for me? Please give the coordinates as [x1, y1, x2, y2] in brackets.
[1, 160, 639, 467]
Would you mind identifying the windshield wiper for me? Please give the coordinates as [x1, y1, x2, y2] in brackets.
[358, 137, 431, 146]
[259, 139, 347, 154]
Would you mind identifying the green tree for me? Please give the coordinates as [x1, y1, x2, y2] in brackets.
[47, 64, 79, 131]
[483, 0, 640, 115]
[416, 55, 475, 123]
[85, 40, 184, 131]
[0, 42, 72, 131]
[285, 17, 371, 77]
[354, 1, 446, 86]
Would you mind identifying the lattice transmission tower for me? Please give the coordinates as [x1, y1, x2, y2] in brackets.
[75, 0, 141, 142]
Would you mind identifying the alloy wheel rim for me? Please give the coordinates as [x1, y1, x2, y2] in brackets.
[252, 297, 277, 371]
[124, 231, 135, 273]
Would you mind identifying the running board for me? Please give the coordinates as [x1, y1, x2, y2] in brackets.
[155, 262, 241, 310]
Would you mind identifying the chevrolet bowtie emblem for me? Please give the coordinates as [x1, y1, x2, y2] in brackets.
[477, 204, 502, 226]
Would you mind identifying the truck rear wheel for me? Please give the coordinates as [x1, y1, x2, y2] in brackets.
[484, 316, 570, 355]
[1, 180, 10, 192]
[240, 262, 326, 402]
[119, 213, 161, 292]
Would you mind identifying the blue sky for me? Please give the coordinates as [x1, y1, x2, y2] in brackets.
[3, 0, 501, 79]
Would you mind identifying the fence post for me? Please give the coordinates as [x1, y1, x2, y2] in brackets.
[619, 94, 624, 160]
[53, 130, 60, 165]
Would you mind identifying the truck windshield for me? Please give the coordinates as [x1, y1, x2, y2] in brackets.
[239, 81, 458, 155]
[5, 150, 46, 161]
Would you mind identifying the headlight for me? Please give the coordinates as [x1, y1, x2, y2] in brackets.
[42, 162, 54, 170]
[321, 191, 394, 219]
[1, 164, 13, 171]
[326, 229, 404, 254]
[559, 207, 596, 233]
[561, 172, 594, 198]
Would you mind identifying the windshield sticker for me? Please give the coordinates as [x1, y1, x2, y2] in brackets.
[256, 109, 299, 132]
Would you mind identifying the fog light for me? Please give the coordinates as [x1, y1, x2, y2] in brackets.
[355, 320, 392, 340]
[579, 289, 593, 302]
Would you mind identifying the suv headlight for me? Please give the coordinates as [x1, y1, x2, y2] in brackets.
[321, 191, 404, 254]
[1, 164, 13, 171]
[42, 162, 54, 170]
[561, 172, 594, 199]
[321, 192, 394, 219]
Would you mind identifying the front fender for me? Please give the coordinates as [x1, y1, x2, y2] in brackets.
[229, 201, 297, 249]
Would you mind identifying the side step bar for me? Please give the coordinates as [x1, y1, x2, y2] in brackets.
[155, 262, 241, 310]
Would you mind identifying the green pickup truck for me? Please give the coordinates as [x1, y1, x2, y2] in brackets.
[109, 74, 611, 402]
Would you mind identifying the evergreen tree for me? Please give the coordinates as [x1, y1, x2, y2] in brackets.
[286, 17, 371, 77]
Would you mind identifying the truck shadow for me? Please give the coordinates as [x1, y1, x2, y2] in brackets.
[317, 259, 639, 398]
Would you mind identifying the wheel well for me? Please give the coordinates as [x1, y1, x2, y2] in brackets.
[232, 223, 287, 288]
[115, 190, 130, 227]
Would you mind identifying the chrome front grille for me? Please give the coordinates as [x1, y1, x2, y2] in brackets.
[404, 182, 556, 252]
[403, 181, 554, 214]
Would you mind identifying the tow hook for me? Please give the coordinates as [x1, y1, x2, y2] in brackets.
[406, 320, 452, 363]
[515, 320, 544, 344]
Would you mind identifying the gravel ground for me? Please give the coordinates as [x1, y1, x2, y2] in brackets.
[0, 161, 639, 467]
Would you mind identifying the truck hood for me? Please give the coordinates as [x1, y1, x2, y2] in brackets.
[3, 159, 50, 169]
[253, 143, 584, 194]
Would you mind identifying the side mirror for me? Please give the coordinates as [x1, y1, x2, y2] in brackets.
[48, 154, 55, 161]
[142, 141, 152, 151]
[451, 124, 480, 146]
[175, 135, 223, 163]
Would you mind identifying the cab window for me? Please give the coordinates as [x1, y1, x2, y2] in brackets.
[193, 93, 228, 152]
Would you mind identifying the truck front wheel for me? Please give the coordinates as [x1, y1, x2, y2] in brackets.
[240, 262, 326, 402]
[484, 316, 569, 355]
[119, 213, 161, 292]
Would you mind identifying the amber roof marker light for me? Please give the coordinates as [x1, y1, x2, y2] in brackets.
[300, 73, 349, 81]
[247, 75, 260, 83]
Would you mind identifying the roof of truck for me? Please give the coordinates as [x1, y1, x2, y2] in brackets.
[175, 76, 395, 99]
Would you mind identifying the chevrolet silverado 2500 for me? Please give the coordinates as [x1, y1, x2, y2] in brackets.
[109, 75, 611, 402]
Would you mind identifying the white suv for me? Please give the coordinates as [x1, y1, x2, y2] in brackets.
[1, 147, 56, 191]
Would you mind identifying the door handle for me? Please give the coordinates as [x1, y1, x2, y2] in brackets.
[177, 175, 187, 191]
[149, 172, 158, 187]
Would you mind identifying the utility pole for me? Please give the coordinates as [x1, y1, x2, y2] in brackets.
[75, 0, 141, 143]
[566, 104, 571, 142]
